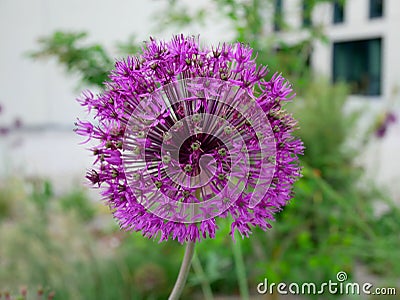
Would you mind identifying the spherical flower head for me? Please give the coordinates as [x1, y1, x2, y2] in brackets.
[75, 35, 304, 243]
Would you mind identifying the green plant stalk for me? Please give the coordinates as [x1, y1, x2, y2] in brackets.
[169, 242, 195, 300]
[192, 251, 214, 300]
[232, 232, 249, 300]
[303, 162, 376, 239]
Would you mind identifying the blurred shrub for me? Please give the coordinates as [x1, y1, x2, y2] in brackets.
[29, 31, 113, 87]
[0, 183, 14, 221]
[58, 189, 95, 221]
[0, 287, 55, 300]
[251, 81, 400, 296]
[0, 177, 190, 300]
[29, 31, 141, 88]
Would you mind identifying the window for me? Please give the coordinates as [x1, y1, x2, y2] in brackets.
[370, 0, 383, 18]
[333, 1, 344, 24]
[333, 38, 382, 96]
[302, 0, 312, 27]
[274, 0, 283, 31]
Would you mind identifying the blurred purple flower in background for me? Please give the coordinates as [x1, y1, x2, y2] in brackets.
[0, 104, 8, 136]
[375, 111, 397, 138]
[0, 103, 22, 137]
[75, 35, 303, 243]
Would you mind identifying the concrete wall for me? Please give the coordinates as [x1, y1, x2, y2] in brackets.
[0, 0, 233, 191]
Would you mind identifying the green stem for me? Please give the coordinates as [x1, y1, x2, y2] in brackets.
[232, 232, 249, 300]
[192, 252, 214, 300]
[168, 242, 195, 300]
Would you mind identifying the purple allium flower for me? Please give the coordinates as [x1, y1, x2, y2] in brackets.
[75, 35, 304, 243]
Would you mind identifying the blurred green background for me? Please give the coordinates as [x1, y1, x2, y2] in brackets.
[1, 0, 399, 299]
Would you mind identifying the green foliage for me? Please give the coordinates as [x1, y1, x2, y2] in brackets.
[29, 178, 53, 214]
[29, 31, 113, 87]
[213, 0, 264, 48]
[293, 81, 359, 184]
[30, 31, 143, 88]
[116, 35, 141, 56]
[155, 0, 207, 30]
[154, 0, 335, 91]
[0, 287, 55, 300]
[0, 178, 185, 300]
[251, 81, 400, 296]
[0, 180, 16, 221]
[256, 40, 314, 92]
[58, 188, 95, 221]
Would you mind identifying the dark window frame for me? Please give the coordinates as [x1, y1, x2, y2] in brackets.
[274, 0, 283, 32]
[369, 0, 384, 19]
[333, 0, 344, 24]
[332, 38, 383, 96]
[302, 0, 312, 27]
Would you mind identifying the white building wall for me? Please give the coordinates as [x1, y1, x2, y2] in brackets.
[312, 0, 400, 104]
[0, 0, 233, 127]
[0, 0, 234, 191]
